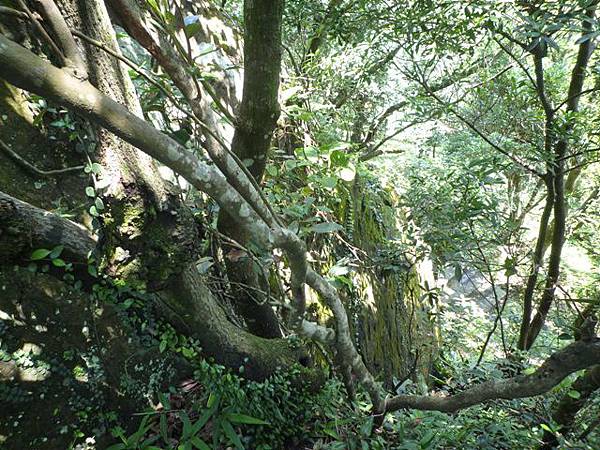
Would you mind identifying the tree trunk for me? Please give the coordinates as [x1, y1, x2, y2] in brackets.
[517, 177, 553, 350]
[217, 0, 284, 338]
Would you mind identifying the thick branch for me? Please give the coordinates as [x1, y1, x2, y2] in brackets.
[517, 177, 554, 350]
[0, 190, 95, 262]
[107, 0, 279, 228]
[385, 339, 600, 413]
[0, 34, 275, 249]
[306, 268, 383, 411]
[0, 32, 336, 343]
[525, 5, 597, 348]
[216, 0, 285, 338]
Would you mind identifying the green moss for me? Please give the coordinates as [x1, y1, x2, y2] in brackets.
[115, 257, 146, 290]
[116, 197, 148, 239]
[311, 174, 439, 385]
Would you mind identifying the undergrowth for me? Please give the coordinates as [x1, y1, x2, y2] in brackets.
[97, 354, 599, 450]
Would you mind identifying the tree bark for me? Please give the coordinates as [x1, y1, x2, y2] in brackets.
[517, 177, 553, 350]
[384, 338, 600, 413]
[217, 0, 285, 338]
[0, 190, 95, 263]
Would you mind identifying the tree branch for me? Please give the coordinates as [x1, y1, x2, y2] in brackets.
[34, 0, 88, 79]
[14, 0, 66, 68]
[384, 338, 600, 413]
[107, 0, 281, 228]
[0, 190, 95, 263]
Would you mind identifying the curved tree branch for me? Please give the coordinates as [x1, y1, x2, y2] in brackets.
[107, 0, 281, 228]
[385, 338, 600, 413]
[0, 137, 84, 177]
[0, 31, 336, 351]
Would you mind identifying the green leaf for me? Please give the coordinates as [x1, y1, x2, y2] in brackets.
[89, 205, 99, 217]
[360, 416, 373, 437]
[91, 163, 102, 175]
[159, 340, 167, 353]
[106, 444, 126, 450]
[310, 222, 343, 234]
[567, 390, 581, 399]
[85, 186, 95, 197]
[140, 436, 160, 448]
[221, 420, 244, 450]
[146, 0, 160, 14]
[323, 428, 339, 439]
[88, 265, 98, 278]
[95, 197, 105, 211]
[207, 392, 220, 409]
[185, 22, 203, 38]
[225, 413, 269, 426]
[158, 392, 170, 410]
[420, 430, 436, 448]
[190, 408, 216, 436]
[284, 159, 298, 171]
[49, 245, 64, 259]
[159, 413, 169, 444]
[51, 258, 66, 267]
[265, 165, 278, 177]
[191, 436, 210, 450]
[30, 248, 51, 260]
[330, 149, 349, 167]
[181, 411, 193, 439]
[297, 110, 313, 121]
[319, 176, 338, 189]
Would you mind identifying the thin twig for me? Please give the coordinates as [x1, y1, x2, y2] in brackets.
[553, 86, 600, 113]
[0, 137, 84, 177]
[494, 38, 537, 90]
